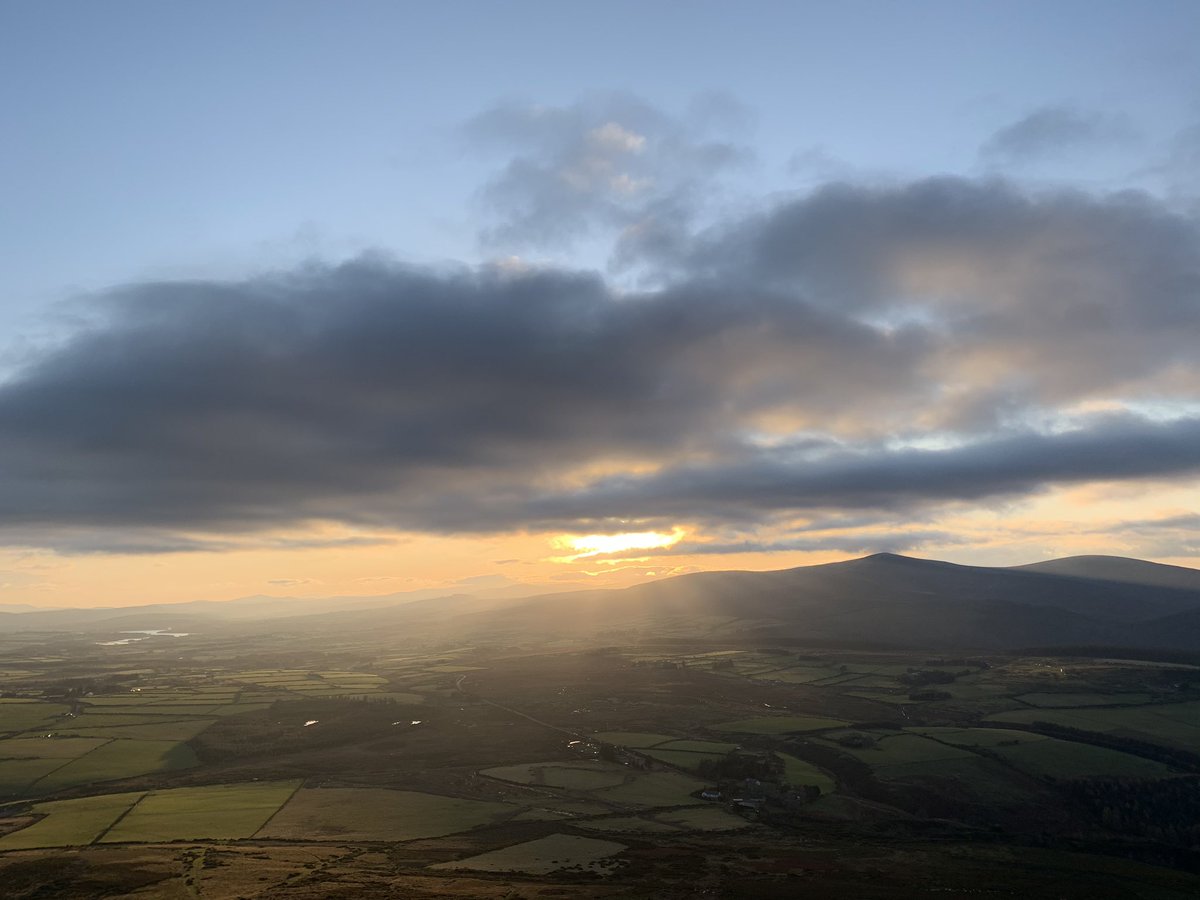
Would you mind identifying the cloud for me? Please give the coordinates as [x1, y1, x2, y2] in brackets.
[1149, 122, 1200, 201]
[518, 414, 1200, 526]
[464, 93, 750, 262]
[980, 105, 1136, 165]
[1, 171, 1198, 553]
[587, 529, 961, 559]
[689, 177, 1200, 427]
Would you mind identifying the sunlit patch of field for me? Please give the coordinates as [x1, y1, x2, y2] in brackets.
[714, 715, 847, 734]
[0, 783, 300, 849]
[430, 833, 626, 876]
[776, 753, 835, 794]
[0, 791, 145, 850]
[101, 781, 302, 842]
[257, 787, 512, 841]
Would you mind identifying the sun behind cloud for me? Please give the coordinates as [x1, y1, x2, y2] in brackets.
[552, 528, 685, 562]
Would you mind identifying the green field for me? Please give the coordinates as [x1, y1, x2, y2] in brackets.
[861, 726, 1175, 782]
[819, 732, 976, 767]
[594, 770, 706, 807]
[58, 719, 218, 741]
[847, 691, 918, 705]
[0, 701, 69, 734]
[101, 781, 301, 842]
[0, 735, 111, 759]
[34, 739, 198, 792]
[258, 787, 512, 841]
[715, 715, 847, 734]
[641, 748, 724, 771]
[990, 739, 1177, 780]
[986, 700, 1200, 750]
[0, 791, 144, 850]
[482, 761, 628, 790]
[777, 753, 836, 794]
[906, 726, 1050, 748]
[593, 731, 675, 747]
[656, 806, 749, 831]
[749, 666, 841, 683]
[0, 758, 70, 796]
[1017, 692, 1155, 708]
[431, 833, 626, 875]
[656, 739, 739, 753]
[577, 815, 681, 833]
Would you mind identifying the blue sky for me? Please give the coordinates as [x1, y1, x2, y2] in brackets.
[4, 1, 1197, 327]
[2, 2, 1200, 606]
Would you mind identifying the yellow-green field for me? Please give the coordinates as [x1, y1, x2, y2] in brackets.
[777, 753, 836, 794]
[0, 792, 145, 850]
[101, 781, 302, 842]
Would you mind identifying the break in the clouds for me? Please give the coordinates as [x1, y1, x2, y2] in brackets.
[979, 105, 1137, 165]
[1, 98, 1199, 555]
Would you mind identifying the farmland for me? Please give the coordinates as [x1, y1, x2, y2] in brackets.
[430, 833, 627, 875]
[258, 788, 512, 841]
[101, 781, 301, 842]
[1, 626, 1199, 897]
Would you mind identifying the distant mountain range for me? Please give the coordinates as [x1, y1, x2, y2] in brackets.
[6, 553, 1200, 652]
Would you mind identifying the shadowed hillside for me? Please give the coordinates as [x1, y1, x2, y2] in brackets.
[5, 553, 1200, 652]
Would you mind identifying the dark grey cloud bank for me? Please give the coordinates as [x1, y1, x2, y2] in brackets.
[2, 168, 1199, 551]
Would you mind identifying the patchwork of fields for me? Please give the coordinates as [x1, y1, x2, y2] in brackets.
[2, 637, 1199, 897]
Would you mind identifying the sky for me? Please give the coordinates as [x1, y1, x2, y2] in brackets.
[1, 1, 1199, 608]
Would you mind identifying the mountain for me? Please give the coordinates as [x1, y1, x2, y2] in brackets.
[1015, 555, 1200, 592]
[426, 552, 1199, 650]
[4, 553, 1200, 652]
